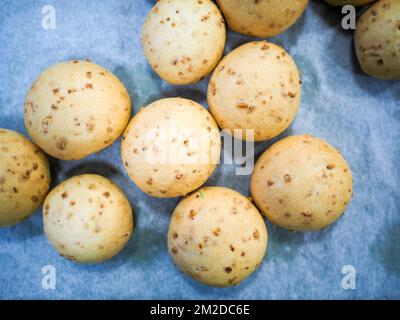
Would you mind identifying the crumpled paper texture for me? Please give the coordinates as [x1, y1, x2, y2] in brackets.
[0, 0, 399, 299]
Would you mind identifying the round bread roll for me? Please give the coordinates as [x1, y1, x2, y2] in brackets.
[24, 60, 131, 160]
[0, 129, 51, 227]
[121, 98, 221, 198]
[168, 186, 268, 287]
[354, 0, 400, 80]
[216, 0, 308, 38]
[43, 174, 133, 263]
[325, 0, 375, 6]
[208, 41, 301, 141]
[141, 0, 226, 85]
[250, 135, 353, 232]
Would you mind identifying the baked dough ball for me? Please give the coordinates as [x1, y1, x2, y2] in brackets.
[43, 174, 133, 263]
[325, 0, 375, 6]
[168, 187, 267, 287]
[24, 60, 131, 160]
[208, 41, 301, 141]
[355, 0, 400, 80]
[141, 0, 226, 84]
[216, 0, 308, 38]
[121, 98, 221, 198]
[0, 129, 50, 227]
[250, 135, 353, 232]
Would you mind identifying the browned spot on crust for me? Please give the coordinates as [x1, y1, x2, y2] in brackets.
[261, 43, 270, 50]
[189, 209, 197, 220]
[224, 267, 232, 273]
[175, 173, 184, 180]
[253, 229, 259, 240]
[212, 227, 221, 236]
[57, 137, 67, 150]
[209, 81, 216, 96]
[284, 174, 292, 183]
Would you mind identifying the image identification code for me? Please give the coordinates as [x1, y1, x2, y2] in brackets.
[150, 304, 250, 317]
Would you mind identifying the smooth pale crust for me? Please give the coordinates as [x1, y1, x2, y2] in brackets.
[141, 0, 226, 85]
[43, 174, 133, 263]
[0, 129, 50, 227]
[168, 186, 268, 287]
[208, 41, 301, 142]
[216, 0, 308, 38]
[354, 0, 400, 80]
[24, 60, 131, 160]
[250, 135, 353, 232]
[121, 98, 221, 198]
[325, 0, 375, 6]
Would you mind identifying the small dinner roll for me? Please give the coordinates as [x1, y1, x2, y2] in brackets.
[24, 60, 131, 160]
[43, 174, 133, 263]
[141, 0, 226, 84]
[208, 41, 301, 141]
[250, 135, 353, 231]
[168, 186, 268, 287]
[216, 0, 308, 37]
[354, 0, 400, 80]
[121, 98, 221, 198]
[0, 129, 50, 227]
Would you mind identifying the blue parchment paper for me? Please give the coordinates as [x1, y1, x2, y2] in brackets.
[0, 0, 399, 299]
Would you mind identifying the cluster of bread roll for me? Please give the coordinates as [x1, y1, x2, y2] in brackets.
[1, 0, 365, 288]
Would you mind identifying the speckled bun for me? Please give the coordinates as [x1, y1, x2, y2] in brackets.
[0, 129, 51, 227]
[208, 41, 301, 141]
[355, 0, 400, 80]
[250, 135, 353, 232]
[43, 174, 133, 263]
[141, 0, 226, 84]
[216, 0, 308, 38]
[168, 186, 268, 287]
[325, 0, 375, 6]
[24, 60, 131, 160]
[121, 98, 221, 198]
